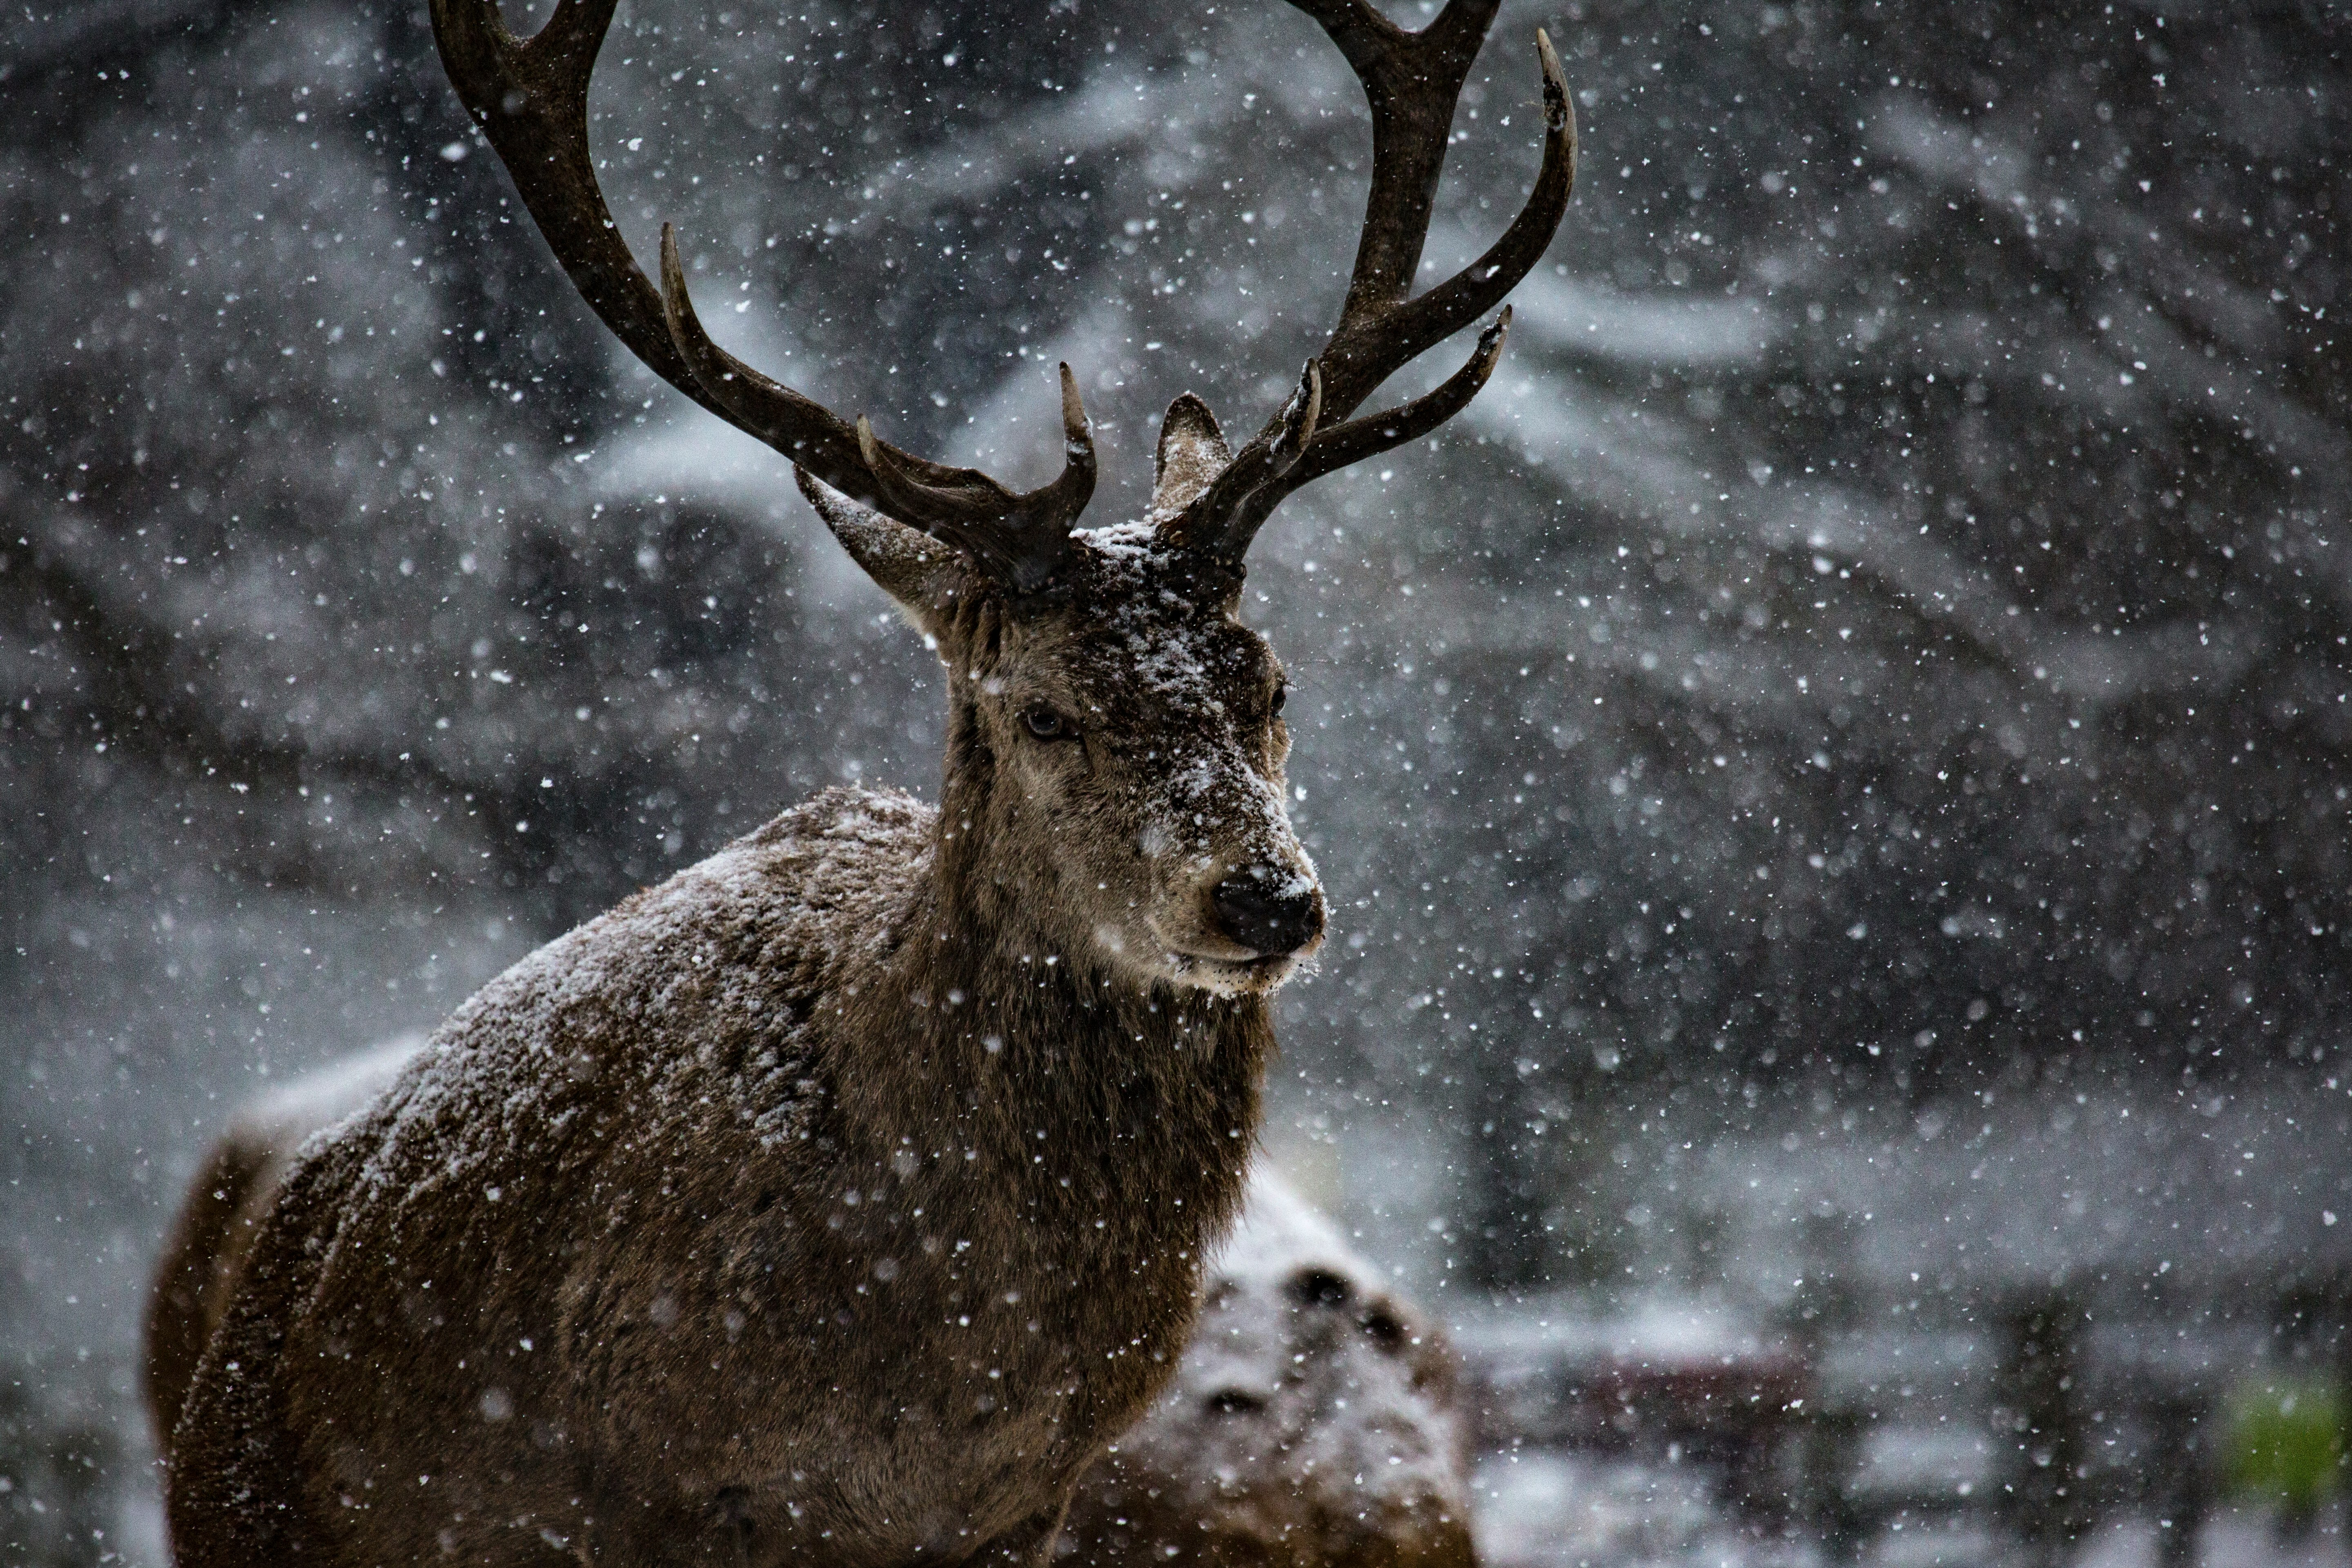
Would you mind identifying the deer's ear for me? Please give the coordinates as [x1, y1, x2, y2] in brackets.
[795, 469, 986, 647]
[1148, 393, 1232, 525]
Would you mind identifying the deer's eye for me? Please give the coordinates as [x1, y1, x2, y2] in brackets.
[1270, 683, 1288, 718]
[1021, 706, 1072, 741]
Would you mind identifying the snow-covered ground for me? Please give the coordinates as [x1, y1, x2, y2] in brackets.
[1474, 1449, 2350, 1568]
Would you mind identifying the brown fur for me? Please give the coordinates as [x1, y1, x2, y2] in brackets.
[162, 484, 1323, 1568]
[145, 1037, 422, 1454]
[1060, 1173, 1476, 1568]
[154, 1087, 1472, 1568]
[144, 1138, 257, 1456]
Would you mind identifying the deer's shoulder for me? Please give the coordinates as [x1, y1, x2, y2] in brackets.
[480, 782, 933, 1043]
[554, 783, 936, 977]
[732, 783, 937, 890]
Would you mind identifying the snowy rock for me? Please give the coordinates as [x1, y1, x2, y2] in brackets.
[1061, 1169, 1476, 1568]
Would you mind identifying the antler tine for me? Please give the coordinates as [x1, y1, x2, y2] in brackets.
[847, 399, 1087, 597]
[1213, 309, 1511, 555]
[649, 224, 886, 479]
[1184, 360, 1324, 530]
[657, 227, 1086, 592]
[430, 0, 1088, 591]
[1175, 6, 1575, 567]
[1040, 361, 1102, 528]
[1287, 307, 1509, 493]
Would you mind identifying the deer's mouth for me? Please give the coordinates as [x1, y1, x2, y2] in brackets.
[1163, 945, 1314, 994]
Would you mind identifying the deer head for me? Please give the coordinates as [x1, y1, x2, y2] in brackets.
[431, 0, 1575, 998]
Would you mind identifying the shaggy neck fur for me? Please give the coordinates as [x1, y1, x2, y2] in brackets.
[834, 681, 1274, 1283]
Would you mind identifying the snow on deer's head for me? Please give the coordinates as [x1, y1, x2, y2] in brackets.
[798, 404, 1323, 997]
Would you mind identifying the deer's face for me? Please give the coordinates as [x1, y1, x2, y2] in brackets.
[971, 535, 1324, 996]
[801, 479, 1325, 997]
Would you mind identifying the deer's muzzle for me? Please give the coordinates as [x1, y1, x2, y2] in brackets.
[1209, 869, 1325, 958]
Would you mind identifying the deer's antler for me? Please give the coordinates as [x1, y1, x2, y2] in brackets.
[429, 0, 1090, 594]
[1171, 0, 1575, 568]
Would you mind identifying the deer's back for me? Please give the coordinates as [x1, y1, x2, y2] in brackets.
[145, 1034, 423, 1459]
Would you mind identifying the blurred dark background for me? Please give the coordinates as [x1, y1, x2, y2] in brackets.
[5, 0, 2350, 1562]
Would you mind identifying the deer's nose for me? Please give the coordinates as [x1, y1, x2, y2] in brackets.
[1210, 872, 1325, 956]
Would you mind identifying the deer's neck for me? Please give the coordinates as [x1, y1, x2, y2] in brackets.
[817, 748, 1271, 1272]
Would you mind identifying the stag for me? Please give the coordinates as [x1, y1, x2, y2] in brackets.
[162, 0, 1573, 1562]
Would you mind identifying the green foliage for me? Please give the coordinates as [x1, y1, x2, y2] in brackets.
[2225, 1375, 2346, 1518]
